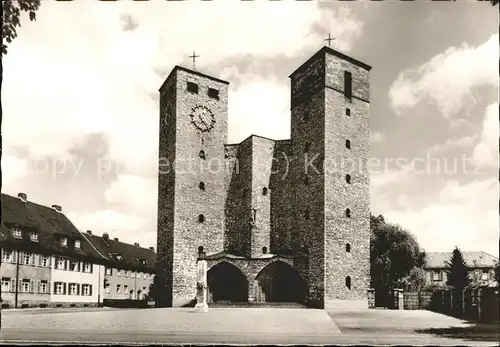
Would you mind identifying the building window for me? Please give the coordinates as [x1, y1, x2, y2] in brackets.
[105, 284, 110, 294]
[199, 150, 206, 159]
[29, 231, 38, 241]
[481, 270, 489, 280]
[143, 273, 147, 279]
[124, 285, 129, 292]
[150, 274, 154, 280]
[345, 208, 351, 218]
[69, 283, 78, 295]
[56, 257, 66, 270]
[208, 87, 219, 100]
[199, 182, 205, 191]
[83, 262, 93, 273]
[126, 270, 130, 278]
[198, 214, 205, 223]
[262, 246, 268, 254]
[39, 280, 48, 294]
[346, 108, 351, 116]
[116, 284, 121, 293]
[345, 140, 351, 149]
[12, 227, 22, 238]
[345, 174, 351, 184]
[2, 250, 12, 263]
[262, 187, 268, 196]
[61, 237, 68, 247]
[432, 271, 441, 281]
[105, 267, 112, 276]
[21, 279, 30, 293]
[1, 278, 10, 292]
[187, 82, 199, 94]
[69, 260, 79, 271]
[40, 255, 50, 267]
[198, 246, 204, 254]
[345, 276, 352, 290]
[74, 240, 81, 249]
[54, 282, 64, 295]
[22, 252, 31, 265]
[304, 175, 309, 186]
[82, 284, 92, 296]
[344, 71, 352, 101]
[346, 243, 351, 253]
[304, 142, 311, 153]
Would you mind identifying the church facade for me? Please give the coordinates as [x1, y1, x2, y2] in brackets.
[156, 46, 371, 309]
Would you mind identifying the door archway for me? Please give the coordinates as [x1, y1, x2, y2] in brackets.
[256, 261, 307, 303]
[207, 261, 248, 303]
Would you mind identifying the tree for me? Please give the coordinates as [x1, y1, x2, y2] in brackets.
[401, 267, 427, 292]
[494, 261, 500, 285]
[445, 247, 471, 291]
[370, 214, 426, 291]
[2, 0, 41, 55]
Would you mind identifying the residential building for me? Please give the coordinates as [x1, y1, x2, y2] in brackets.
[0, 193, 156, 309]
[82, 231, 155, 300]
[425, 251, 499, 287]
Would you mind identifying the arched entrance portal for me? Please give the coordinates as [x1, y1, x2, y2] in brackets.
[207, 262, 248, 303]
[256, 261, 307, 303]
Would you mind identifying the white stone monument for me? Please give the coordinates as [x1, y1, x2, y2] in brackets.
[195, 260, 209, 312]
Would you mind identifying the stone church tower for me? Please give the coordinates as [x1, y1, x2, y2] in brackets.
[157, 46, 371, 309]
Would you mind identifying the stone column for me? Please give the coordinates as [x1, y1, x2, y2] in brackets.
[248, 280, 257, 303]
[195, 260, 209, 312]
[368, 288, 375, 309]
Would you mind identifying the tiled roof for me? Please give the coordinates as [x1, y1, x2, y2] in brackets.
[425, 251, 499, 269]
[0, 193, 104, 262]
[83, 233, 156, 272]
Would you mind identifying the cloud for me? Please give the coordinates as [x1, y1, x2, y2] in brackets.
[427, 135, 477, 154]
[471, 103, 499, 169]
[2, 1, 364, 178]
[384, 178, 499, 256]
[370, 132, 385, 144]
[1, 156, 29, 185]
[389, 33, 499, 118]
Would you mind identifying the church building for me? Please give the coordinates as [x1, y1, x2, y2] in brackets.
[156, 45, 371, 309]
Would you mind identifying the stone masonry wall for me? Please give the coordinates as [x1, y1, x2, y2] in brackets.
[250, 136, 275, 258]
[269, 140, 292, 253]
[156, 75, 177, 307]
[290, 53, 326, 307]
[323, 53, 370, 308]
[225, 138, 252, 256]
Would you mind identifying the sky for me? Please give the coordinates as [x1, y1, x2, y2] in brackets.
[2, 1, 499, 256]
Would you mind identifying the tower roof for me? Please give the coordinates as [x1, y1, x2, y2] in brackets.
[159, 65, 230, 92]
[289, 46, 372, 79]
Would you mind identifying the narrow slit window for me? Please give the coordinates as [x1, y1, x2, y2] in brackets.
[345, 174, 351, 184]
[187, 82, 199, 94]
[344, 71, 352, 100]
[346, 140, 351, 149]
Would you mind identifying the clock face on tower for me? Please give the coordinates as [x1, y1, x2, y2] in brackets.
[190, 105, 215, 132]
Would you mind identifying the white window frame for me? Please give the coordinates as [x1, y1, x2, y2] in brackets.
[40, 255, 50, 267]
[21, 279, 30, 293]
[1, 278, 10, 292]
[74, 240, 81, 249]
[83, 262, 92, 273]
[116, 284, 121, 293]
[12, 227, 22, 238]
[2, 250, 12, 263]
[69, 283, 78, 295]
[69, 260, 79, 271]
[105, 267, 112, 275]
[105, 284, 110, 294]
[39, 281, 48, 294]
[481, 270, 489, 280]
[22, 252, 31, 265]
[432, 271, 441, 281]
[56, 257, 65, 270]
[82, 284, 91, 296]
[55, 282, 64, 295]
[29, 231, 38, 241]
[61, 237, 68, 247]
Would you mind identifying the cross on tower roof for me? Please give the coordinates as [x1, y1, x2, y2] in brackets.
[324, 33, 336, 47]
[189, 50, 200, 70]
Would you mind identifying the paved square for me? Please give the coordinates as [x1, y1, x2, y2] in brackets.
[0, 308, 497, 345]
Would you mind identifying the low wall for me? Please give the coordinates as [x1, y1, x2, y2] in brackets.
[103, 299, 153, 308]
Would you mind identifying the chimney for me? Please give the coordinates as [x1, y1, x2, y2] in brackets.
[114, 238, 119, 241]
[52, 204, 62, 212]
[149, 246, 155, 252]
[86, 230, 92, 235]
[134, 242, 140, 247]
[103, 232, 109, 240]
[17, 193, 27, 202]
